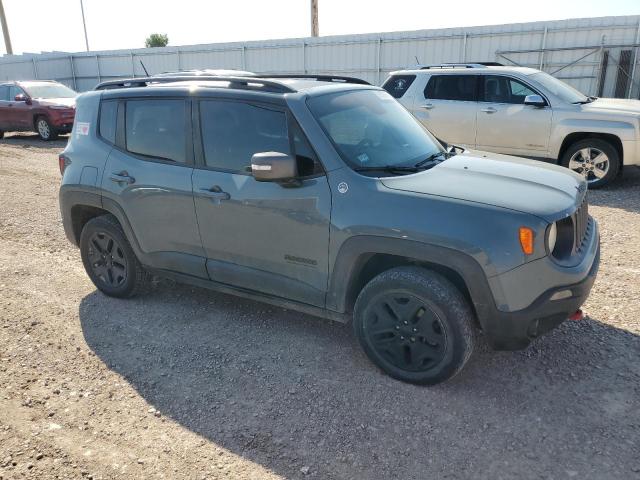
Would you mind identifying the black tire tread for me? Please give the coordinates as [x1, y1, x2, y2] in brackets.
[80, 214, 148, 298]
[353, 266, 478, 385]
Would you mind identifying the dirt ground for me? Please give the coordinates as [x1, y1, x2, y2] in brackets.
[0, 132, 639, 480]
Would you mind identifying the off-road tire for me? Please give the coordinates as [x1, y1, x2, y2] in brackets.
[353, 266, 478, 385]
[80, 214, 148, 298]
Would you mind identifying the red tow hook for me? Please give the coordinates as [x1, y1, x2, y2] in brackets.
[569, 309, 584, 321]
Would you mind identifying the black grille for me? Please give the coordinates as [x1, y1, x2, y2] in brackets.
[573, 197, 590, 254]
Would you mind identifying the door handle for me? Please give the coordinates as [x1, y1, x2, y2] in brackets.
[422, 103, 435, 110]
[109, 171, 135, 185]
[481, 107, 497, 114]
[200, 186, 230, 202]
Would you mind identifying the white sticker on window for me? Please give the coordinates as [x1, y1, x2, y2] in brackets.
[357, 153, 369, 164]
[76, 122, 90, 136]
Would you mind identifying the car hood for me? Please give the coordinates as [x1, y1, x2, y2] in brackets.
[581, 98, 640, 115]
[37, 97, 76, 108]
[380, 151, 586, 222]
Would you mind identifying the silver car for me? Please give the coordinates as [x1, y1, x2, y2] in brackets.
[384, 63, 640, 188]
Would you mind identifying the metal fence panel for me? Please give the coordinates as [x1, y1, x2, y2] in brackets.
[0, 15, 638, 97]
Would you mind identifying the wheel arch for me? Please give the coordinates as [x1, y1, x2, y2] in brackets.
[60, 189, 143, 258]
[328, 236, 496, 330]
[558, 132, 623, 168]
[32, 111, 50, 130]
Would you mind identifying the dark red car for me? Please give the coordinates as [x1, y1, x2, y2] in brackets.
[0, 80, 77, 141]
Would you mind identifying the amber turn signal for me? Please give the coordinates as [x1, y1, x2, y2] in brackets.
[519, 227, 534, 255]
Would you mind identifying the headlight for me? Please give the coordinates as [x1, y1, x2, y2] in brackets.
[547, 222, 557, 254]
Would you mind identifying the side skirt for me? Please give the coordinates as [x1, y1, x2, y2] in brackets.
[145, 267, 350, 324]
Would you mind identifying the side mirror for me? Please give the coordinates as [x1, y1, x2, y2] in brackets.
[524, 94, 546, 107]
[14, 93, 31, 104]
[251, 151, 298, 182]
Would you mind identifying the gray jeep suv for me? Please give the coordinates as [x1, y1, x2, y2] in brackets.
[59, 74, 600, 385]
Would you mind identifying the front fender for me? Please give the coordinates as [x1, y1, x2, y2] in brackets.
[327, 235, 498, 330]
[550, 117, 637, 158]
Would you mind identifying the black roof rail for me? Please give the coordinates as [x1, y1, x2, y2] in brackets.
[94, 75, 296, 93]
[255, 74, 371, 85]
[417, 62, 504, 70]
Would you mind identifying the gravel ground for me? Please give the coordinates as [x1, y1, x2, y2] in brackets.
[0, 132, 639, 480]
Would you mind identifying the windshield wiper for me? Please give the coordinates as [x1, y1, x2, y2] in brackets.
[353, 165, 420, 174]
[413, 150, 451, 169]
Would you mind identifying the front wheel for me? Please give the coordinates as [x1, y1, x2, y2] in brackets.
[353, 267, 478, 385]
[561, 138, 620, 188]
[36, 116, 58, 141]
[80, 215, 148, 298]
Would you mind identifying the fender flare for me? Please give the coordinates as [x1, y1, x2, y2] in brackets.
[327, 235, 498, 328]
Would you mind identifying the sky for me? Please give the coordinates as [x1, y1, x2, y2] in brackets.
[1, 0, 639, 55]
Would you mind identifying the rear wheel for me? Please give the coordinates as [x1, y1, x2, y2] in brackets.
[80, 215, 148, 298]
[561, 138, 619, 188]
[353, 267, 477, 385]
[36, 116, 58, 141]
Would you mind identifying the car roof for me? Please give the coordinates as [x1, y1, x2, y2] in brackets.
[391, 66, 540, 76]
[1, 80, 60, 87]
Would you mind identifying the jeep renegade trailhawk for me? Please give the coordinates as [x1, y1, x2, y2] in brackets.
[59, 74, 600, 385]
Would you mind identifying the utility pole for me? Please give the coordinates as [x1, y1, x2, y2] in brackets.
[0, 0, 13, 55]
[310, 0, 319, 37]
[80, 0, 90, 51]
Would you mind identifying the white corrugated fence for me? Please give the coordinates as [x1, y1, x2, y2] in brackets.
[1, 15, 639, 97]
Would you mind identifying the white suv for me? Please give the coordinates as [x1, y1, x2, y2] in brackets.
[383, 63, 640, 188]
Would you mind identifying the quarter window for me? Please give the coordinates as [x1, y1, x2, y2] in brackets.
[125, 99, 186, 163]
[382, 75, 416, 98]
[481, 76, 538, 104]
[99, 100, 118, 145]
[199, 100, 290, 173]
[424, 75, 477, 101]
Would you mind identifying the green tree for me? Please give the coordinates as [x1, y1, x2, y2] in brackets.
[145, 33, 169, 48]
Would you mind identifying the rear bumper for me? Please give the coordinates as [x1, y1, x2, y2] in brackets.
[482, 242, 600, 350]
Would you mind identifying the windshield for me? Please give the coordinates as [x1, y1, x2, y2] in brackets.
[307, 89, 443, 171]
[529, 72, 588, 104]
[23, 83, 77, 99]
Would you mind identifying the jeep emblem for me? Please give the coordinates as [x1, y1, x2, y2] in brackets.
[338, 182, 349, 194]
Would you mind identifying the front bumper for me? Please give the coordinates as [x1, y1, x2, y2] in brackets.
[49, 110, 75, 131]
[483, 242, 600, 350]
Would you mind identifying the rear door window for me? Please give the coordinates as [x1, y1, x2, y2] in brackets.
[199, 100, 290, 173]
[424, 75, 477, 101]
[382, 75, 416, 98]
[481, 75, 538, 104]
[0, 86, 9, 101]
[125, 99, 187, 163]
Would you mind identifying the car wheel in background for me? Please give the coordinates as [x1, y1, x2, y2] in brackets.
[80, 214, 148, 298]
[561, 138, 620, 189]
[36, 116, 58, 141]
[353, 266, 478, 385]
